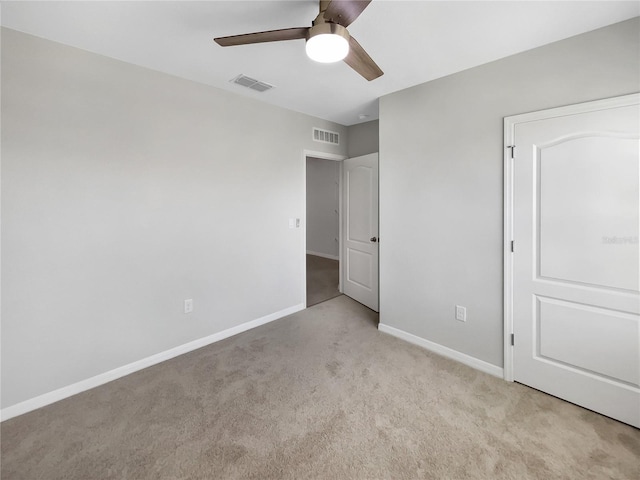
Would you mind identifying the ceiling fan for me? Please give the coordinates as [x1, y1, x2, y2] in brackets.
[214, 0, 383, 81]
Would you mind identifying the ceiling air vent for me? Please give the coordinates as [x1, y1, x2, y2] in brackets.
[313, 127, 340, 145]
[230, 74, 274, 93]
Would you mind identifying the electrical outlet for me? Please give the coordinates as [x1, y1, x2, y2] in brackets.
[455, 305, 466, 322]
[184, 299, 193, 314]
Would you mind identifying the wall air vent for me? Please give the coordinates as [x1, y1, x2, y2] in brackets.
[230, 74, 274, 93]
[313, 127, 340, 145]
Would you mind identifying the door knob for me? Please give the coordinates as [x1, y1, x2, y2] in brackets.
[370, 237, 378, 243]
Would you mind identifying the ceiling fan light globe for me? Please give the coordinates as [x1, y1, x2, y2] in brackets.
[305, 23, 350, 63]
[306, 33, 349, 63]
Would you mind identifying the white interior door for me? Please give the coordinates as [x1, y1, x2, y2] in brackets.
[508, 94, 639, 427]
[343, 153, 379, 312]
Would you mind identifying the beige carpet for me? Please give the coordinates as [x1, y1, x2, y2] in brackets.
[1, 295, 638, 479]
[306, 254, 341, 307]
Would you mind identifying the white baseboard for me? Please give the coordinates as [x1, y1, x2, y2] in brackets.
[306, 250, 339, 261]
[1, 303, 305, 422]
[378, 323, 504, 379]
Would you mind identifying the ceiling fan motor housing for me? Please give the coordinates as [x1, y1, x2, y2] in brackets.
[307, 22, 349, 41]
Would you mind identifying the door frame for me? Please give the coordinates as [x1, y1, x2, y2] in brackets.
[502, 92, 640, 383]
[303, 150, 347, 308]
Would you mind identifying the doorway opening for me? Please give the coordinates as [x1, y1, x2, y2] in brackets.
[305, 155, 343, 307]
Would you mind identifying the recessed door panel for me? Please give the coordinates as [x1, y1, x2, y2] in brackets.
[347, 166, 373, 244]
[538, 136, 639, 291]
[536, 296, 639, 386]
[347, 248, 373, 289]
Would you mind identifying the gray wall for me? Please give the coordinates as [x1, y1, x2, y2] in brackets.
[379, 18, 640, 368]
[306, 158, 339, 258]
[347, 120, 379, 158]
[1, 28, 347, 409]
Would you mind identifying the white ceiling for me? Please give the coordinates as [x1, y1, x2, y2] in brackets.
[2, 1, 638, 126]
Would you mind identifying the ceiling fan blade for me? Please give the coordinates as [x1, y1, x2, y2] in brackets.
[323, 0, 372, 27]
[214, 27, 308, 47]
[343, 36, 383, 81]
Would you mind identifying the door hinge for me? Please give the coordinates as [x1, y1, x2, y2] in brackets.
[511, 333, 515, 346]
[511, 240, 514, 253]
[507, 145, 515, 159]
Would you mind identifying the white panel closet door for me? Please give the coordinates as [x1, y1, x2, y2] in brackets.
[342, 153, 379, 312]
[511, 95, 639, 427]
